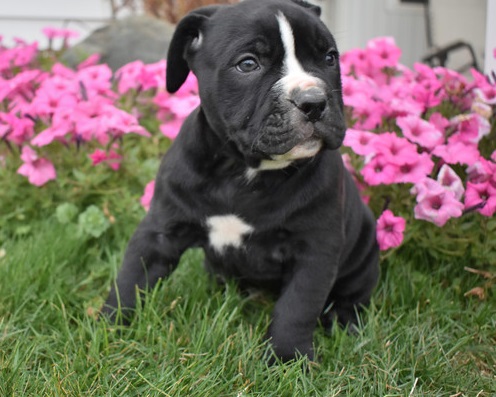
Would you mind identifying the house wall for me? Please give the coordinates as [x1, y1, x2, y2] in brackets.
[318, 0, 487, 69]
[0, 0, 128, 47]
[0, 0, 490, 71]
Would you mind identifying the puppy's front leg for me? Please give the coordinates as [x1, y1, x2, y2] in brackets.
[267, 251, 339, 362]
[101, 213, 187, 323]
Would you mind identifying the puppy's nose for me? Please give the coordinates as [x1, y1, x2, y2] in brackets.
[292, 88, 327, 122]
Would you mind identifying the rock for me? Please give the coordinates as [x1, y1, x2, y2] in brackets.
[62, 15, 175, 71]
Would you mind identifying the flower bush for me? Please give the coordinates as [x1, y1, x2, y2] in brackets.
[1, 32, 495, 262]
[341, 37, 495, 257]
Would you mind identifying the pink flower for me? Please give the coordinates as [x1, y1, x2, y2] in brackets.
[42, 27, 79, 40]
[343, 128, 378, 156]
[140, 60, 167, 91]
[17, 146, 56, 186]
[465, 181, 496, 217]
[412, 178, 464, 227]
[450, 114, 490, 145]
[372, 132, 419, 165]
[396, 115, 444, 150]
[89, 148, 122, 171]
[77, 64, 114, 98]
[394, 153, 434, 184]
[437, 164, 464, 200]
[140, 180, 156, 211]
[466, 157, 496, 185]
[28, 83, 78, 117]
[77, 53, 101, 70]
[428, 112, 450, 134]
[115, 60, 145, 94]
[361, 154, 398, 186]
[101, 105, 150, 139]
[165, 95, 201, 119]
[376, 209, 406, 250]
[432, 140, 480, 166]
[340, 48, 369, 76]
[0, 112, 35, 145]
[160, 118, 184, 140]
[345, 95, 384, 130]
[366, 37, 402, 70]
[471, 69, 496, 105]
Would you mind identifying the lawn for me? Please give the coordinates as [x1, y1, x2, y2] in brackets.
[0, 214, 494, 396]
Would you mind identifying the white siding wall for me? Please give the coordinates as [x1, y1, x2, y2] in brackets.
[319, 0, 487, 69]
[0, 0, 131, 47]
[320, 0, 427, 67]
[0, 0, 489, 70]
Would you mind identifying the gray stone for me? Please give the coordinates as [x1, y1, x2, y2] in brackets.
[62, 15, 175, 71]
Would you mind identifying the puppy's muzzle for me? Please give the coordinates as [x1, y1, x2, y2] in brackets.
[291, 87, 327, 122]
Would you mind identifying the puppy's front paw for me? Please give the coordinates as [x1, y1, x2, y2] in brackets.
[320, 303, 362, 335]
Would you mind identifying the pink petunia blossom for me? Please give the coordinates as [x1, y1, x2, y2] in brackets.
[140, 60, 167, 91]
[89, 148, 122, 171]
[437, 164, 464, 200]
[77, 53, 101, 70]
[396, 115, 444, 150]
[361, 154, 398, 186]
[160, 118, 184, 140]
[340, 48, 369, 76]
[411, 178, 464, 227]
[174, 71, 199, 97]
[450, 114, 490, 145]
[17, 146, 56, 186]
[376, 209, 406, 251]
[28, 84, 78, 117]
[165, 95, 201, 119]
[345, 94, 384, 130]
[428, 112, 450, 134]
[366, 37, 402, 70]
[343, 128, 378, 156]
[372, 132, 419, 165]
[115, 60, 145, 94]
[432, 140, 480, 166]
[394, 152, 434, 184]
[465, 181, 496, 217]
[77, 64, 114, 98]
[140, 180, 156, 211]
[466, 157, 496, 185]
[471, 69, 496, 105]
[0, 112, 35, 145]
[101, 105, 150, 139]
[42, 27, 79, 40]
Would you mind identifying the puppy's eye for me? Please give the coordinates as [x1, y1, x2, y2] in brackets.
[236, 57, 260, 73]
[325, 51, 338, 66]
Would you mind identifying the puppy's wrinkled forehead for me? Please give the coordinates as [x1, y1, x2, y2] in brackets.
[205, 3, 333, 65]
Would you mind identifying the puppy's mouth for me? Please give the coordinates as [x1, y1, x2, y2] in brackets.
[270, 137, 322, 162]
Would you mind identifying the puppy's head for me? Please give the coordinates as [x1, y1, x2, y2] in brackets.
[166, 0, 346, 168]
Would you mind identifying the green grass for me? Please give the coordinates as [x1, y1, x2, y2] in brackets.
[0, 218, 494, 396]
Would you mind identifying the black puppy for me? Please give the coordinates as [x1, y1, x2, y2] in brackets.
[102, 0, 379, 362]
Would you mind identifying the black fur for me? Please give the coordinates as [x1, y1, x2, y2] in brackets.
[102, 0, 379, 363]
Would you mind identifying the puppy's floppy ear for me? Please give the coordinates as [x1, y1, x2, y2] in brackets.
[166, 6, 221, 93]
[290, 0, 321, 17]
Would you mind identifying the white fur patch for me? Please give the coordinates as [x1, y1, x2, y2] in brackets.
[276, 13, 319, 94]
[246, 139, 322, 180]
[206, 215, 254, 253]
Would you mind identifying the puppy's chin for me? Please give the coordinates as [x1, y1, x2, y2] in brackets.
[245, 138, 323, 179]
[271, 137, 323, 162]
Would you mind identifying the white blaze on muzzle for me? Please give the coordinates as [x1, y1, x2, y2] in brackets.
[275, 12, 321, 95]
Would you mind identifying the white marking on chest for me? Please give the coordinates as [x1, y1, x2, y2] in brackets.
[206, 214, 254, 253]
[276, 12, 320, 94]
